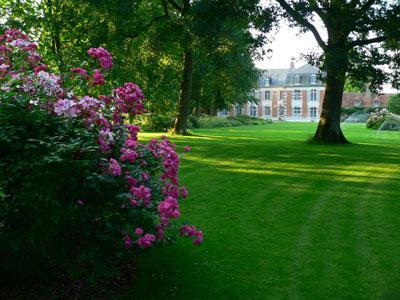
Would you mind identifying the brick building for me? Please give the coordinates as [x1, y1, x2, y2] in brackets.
[341, 92, 391, 108]
[218, 62, 394, 121]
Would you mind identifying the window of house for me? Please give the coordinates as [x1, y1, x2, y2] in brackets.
[295, 75, 300, 85]
[310, 89, 317, 101]
[280, 91, 286, 100]
[257, 91, 263, 100]
[294, 90, 301, 100]
[264, 106, 271, 116]
[354, 99, 362, 106]
[250, 106, 257, 117]
[265, 90, 271, 100]
[311, 74, 317, 85]
[235, 106, 242, 116]
[373, 100, 380, 107]
[310, 107, 317, 118]
[294, 106, 301, 116]
[279, 105, 285, 116]
[221, 109, 228, 116]
[265, 78, 270, 86]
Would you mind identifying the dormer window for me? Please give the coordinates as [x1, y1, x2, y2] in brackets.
[265, 78, 270, 86]
[311, 74, 317, 85]
[295, 75, 300, 85]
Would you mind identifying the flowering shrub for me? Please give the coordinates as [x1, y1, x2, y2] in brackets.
[366, 108, 400, 130]
[0, 29, 201, 290]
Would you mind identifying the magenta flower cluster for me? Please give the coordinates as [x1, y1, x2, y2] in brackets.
[87, 47, 113, 70]
[113, 82, 147, 116]
[0, 29, 202, 250]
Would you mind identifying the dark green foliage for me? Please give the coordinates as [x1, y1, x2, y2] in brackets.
[343, 79, 367, 93]
[388, 94, 400, 114]
[0, 104, 139, 293]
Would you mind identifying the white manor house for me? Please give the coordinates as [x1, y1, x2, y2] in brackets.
[219, 62, 325, 121]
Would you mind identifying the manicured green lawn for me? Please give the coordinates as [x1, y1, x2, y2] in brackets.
[121, 122, 400, 299]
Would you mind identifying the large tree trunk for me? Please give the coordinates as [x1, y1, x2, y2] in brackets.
[174, 47, 193, 135]
[312, 48, 349, 144]
[191, 74, 202, 118]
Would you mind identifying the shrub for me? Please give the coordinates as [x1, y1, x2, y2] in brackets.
[191, 115, 270, 129]
[135, 113, 175, 132]
[366, 108, 400, 130]
[230, 115, 270, 125]
[379, 113, 400, 131]
[196, 116, 240, 128]
[343, 112, 371, 123]
[189, 115, 200, 128]
[367, 108, 389, 129]
[388, 94, 400, 115]
[341, 107, 365, 115]
[0, 29, 201, 294]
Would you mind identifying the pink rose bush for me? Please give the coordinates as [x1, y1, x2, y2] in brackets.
[0, 28, 201, 248]
[0, 28, 201, 286]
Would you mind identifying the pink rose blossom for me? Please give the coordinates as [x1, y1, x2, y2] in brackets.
[87, 47, 113, 70]
[108, 158, 121, 176]
[124, 235, 133, 249]
[70, 67, 89, 80]
[180, 186, 189, 198]
[135, 228, 144, 235]
[92, 69, 105, 85]
[54, 98, 80, 118]
[137, 234, 156, 249]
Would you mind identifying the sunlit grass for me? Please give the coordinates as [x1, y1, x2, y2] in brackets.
[123, 123, 400, 299]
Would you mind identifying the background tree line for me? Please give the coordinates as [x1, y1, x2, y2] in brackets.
[1, 0, 273, 134]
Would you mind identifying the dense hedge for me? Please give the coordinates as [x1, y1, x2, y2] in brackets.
[189, 115, 270, 129]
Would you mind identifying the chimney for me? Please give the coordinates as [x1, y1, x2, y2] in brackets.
[290, 59, 295, 70]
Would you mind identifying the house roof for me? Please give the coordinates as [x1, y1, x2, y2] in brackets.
[342, 92, 393, 108]
[258, 64, 325, 88]
[291, 64, 319, 74]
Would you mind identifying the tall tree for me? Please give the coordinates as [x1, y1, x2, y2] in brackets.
[272, 0, 400, 143]
[170, 0, 268, 134]
[190, 0, 268, 117]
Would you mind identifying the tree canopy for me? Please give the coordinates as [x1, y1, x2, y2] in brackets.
[1, 0, 273, 134]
